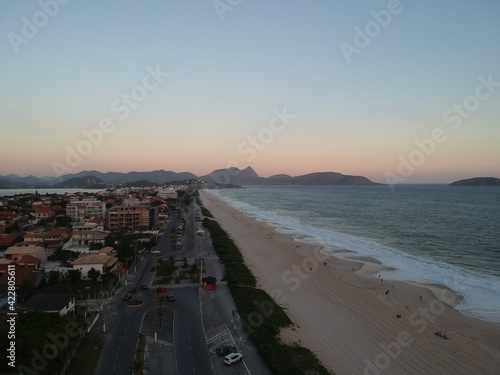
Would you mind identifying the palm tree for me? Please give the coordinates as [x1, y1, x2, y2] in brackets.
[130, 286, 138, 299]
[189, 262, 198, 278]
[181, 257, 189, 274]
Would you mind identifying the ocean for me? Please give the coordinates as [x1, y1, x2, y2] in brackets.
[208, 185, 500, 322]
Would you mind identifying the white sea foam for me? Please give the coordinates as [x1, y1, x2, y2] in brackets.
[209, 189, 500, 322]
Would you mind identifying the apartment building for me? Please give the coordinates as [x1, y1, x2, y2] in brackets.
[66, 198, 106, 221]
[107, 205, 150, 231]
[72, 222, 107, 246]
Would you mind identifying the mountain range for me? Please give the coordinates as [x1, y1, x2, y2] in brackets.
[0, 167, 382, 188]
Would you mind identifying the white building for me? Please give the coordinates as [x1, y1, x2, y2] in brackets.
[66, 198, 106, 221]
[158, 188, 178, 199]
[71, 253, 118, 279]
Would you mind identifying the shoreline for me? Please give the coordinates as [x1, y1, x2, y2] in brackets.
[200, 189, 500, 375]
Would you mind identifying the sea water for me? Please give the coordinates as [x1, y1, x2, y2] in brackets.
[208, 185, 500, 322]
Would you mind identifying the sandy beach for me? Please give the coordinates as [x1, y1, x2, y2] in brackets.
[200, 189, 500, 375]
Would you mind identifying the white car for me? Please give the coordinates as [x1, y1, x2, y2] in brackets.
[223, 352, 243, 366]
[151, 250, 160, 254]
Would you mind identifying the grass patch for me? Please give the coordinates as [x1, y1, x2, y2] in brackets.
[67, 332, 105, 375]
[202, 217, 256, 287]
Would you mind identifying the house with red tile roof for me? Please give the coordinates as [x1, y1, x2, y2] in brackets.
[0, 257, 43, 292]
[44, 228, 72, 249]
[71, 253, 118, 280]
[34, 207, 55, 220]
[3, 244, 47, 263]
[0, 234, 23, 251]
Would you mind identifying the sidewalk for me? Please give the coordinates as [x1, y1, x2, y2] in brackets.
[198, 224, 272, 375]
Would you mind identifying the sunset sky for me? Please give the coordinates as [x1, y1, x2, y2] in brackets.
[1, 0, 499, 184]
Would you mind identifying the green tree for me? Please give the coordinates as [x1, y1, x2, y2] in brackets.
[189, 262, 198, 278]
[181, 257, 189, 274]
[130, 286, 138, 299]
[67, 269, 82, 285]
[55, 215, 72, 227]
[87, 267, 101, 283]
[48, 270, 61, 285]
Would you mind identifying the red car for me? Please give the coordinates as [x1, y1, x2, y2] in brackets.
[155, 287, 166, 293]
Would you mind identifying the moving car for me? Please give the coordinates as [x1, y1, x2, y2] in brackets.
[155, 287, 166, 293]
[122, 293, 132, 301]
[140, 284, 148, 290]
[166, 295, 176, 302]
[223, 352, 243, 366]
[151, 250, 160, 254]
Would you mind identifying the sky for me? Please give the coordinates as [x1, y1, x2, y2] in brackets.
[1, 0, 499, 184]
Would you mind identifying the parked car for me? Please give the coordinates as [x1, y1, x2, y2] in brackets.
[122, 293, 132, 301]
[151, 250, 160, 254]
[223, 352, 243, 366]
[155, 287, 166, 293]
[216, 345, 234, 356]
[166, 295, 176, 302]
[140, 284, 148, 290]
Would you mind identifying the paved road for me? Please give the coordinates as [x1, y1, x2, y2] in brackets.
[172, 286, 213, 375]
[95, 199, 272, 375]
[94, 254, 156, 375]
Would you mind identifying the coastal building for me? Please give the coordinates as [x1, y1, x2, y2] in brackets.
[66, 198, 106, 221]
[107, 205, 151, 231]
[71, 252, 118, 280]
[34, 206, 55, 220]
[23, 229, 46, 246]
[0, 234, 23, 251]
[71, 222, 107, 247]
[158, 187, 178, 199]
[3, 244, 47, 263]
[44, 228, 72, 249]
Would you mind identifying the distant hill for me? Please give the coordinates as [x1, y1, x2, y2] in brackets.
[450, 177, 500, 186]
[200, 167, 380, 186]
[124, 180, 160, 188]
[0, 178, 17, 188]
[0, 167, 382, 188]
[284, 172, 380, 186]
[200, 166, 261, 185]
[0, 174, 47, 185]
[54, 169, 198, 184]
[52, 175, 108, 189]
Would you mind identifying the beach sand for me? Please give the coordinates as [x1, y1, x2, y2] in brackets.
[200, 189, 500, 375]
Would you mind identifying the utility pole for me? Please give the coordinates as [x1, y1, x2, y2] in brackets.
[154, 260, 157, 342]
